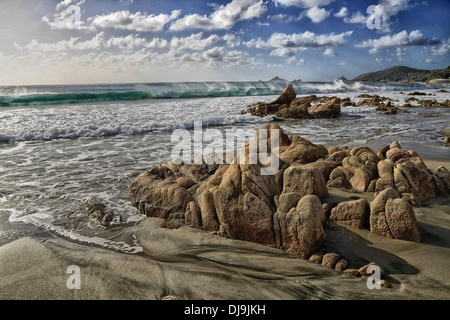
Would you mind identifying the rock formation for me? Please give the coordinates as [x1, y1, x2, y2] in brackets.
[330, 198, 370, 229]
[131, 124, 449, 276]
[132, 124, 331, 259]
[327, 141, 449, 205]
[370, 188, 421, 242]
[241, 84, 341, 119]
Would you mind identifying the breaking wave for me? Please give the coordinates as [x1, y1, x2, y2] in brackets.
[0, 80, 371, 107]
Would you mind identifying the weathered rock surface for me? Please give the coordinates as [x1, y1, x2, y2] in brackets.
[370, 188, 421, 242]
[241, 84, 341, 119]
[444, 136, 450, 147]
[326, 141, 449, 203]
[131, 124, 448, 271]
[281, 165, 328, 199]
[322, 253, 341, 269]
[274, 195, 326, 259]
[330, 198, 370, 229]
[87, 203, 114, 227]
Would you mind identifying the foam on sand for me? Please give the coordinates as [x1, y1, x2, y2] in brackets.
[1, 196, 450, 300]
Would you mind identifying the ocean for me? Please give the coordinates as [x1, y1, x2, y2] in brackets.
[1, 79, 449, 252]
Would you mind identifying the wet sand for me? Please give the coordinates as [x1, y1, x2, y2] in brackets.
[0, 159, 449, 300]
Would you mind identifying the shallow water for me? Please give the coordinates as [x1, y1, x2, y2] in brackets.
[0, 83, 449, 251]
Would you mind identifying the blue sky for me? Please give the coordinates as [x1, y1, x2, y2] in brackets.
[0, 0, 449, 85]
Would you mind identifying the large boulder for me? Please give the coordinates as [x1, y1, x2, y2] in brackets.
[330, 198, 370, 229]
[308, 98, 341, 118]
[279, 135, 327, 165]
[327, 146, 379, 192]
[139, 185, 193, 220]
[269, 83, 296, 105]
[242, 85, 341, 119]
[369, 187, 421, 242]
[326, 142, 449, 205]
[281, 165, 329, 199]
[212, 162, 280, 245]
[274, 195, 326, 259]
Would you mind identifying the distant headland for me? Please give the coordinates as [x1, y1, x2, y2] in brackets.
[351, 65, 450, 83]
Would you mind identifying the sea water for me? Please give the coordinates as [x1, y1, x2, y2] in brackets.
[0, 80, 449, 251]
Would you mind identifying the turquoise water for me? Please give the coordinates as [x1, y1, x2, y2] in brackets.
[1, 79, 446, 107]
[0, 80, 449, 251]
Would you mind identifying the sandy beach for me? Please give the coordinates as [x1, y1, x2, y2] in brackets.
[1, 158, 449, 300]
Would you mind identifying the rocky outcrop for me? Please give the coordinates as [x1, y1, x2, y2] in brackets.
[329, 198, 370, 229]
[87, 203, 114, 227]
[132, 124, 330, 258]
[131, 124, 448, 274]
[444, 136, 450, 147]
[370, 188, 421, 242]
[274, 195, 326, 259]
[241, 84, 341, 119]
[375, 101, 407, 115]
[327, 146, 380, 193]
[326, 141, 449, 204]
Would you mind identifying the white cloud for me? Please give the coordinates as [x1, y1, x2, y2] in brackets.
[267, 63, 284, 68]
[375, 57, 391, 64]
[169, 0, 266, 31]
[170, 32, 220, 51]
[13, 42, 23, 51]
[269, 13, 303, 22]
[45, 0, 89, 30]
[270, 48, 297, 57]
[56, 0, 85, 11]
[336, 0, 421, 32]
[24, 35, 99, 52]
[107, 34, 168, 50]
[427, 38, 450, 55]
[273, 0, 334, 8]
[334, 7, 348, 18]
[306, 7, 330, 23]
[425, 58, 435, 64]
[223, 33, 242, 48]
[89, 10, 181, 32]
[323, 48, 336, 56]
[343, 11, 367, 24]
[23, 32, 168, 52]
[356, 30, 440, 49]
[245, 31, 353, 50]
[395, 47, 408, 61]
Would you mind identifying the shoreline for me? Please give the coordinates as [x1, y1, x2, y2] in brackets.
[1, 85, 449, 299]
[0, 157, 449, 300]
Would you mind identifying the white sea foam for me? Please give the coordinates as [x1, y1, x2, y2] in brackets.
[1, 83, 449, 252]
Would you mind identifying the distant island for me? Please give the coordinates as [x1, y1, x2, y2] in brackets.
[351, 65, 450, 83]
[268, 76, 288, 82]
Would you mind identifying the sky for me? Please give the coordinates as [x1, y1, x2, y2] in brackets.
[0, 0, 449, 85]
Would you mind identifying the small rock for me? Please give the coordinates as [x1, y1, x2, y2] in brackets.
[330, 198, 370, 229]
[444, 136, 450, 147]
[380, 279, 392, 288]
[176, 177, 195, 188]
[309, 252, 323, 264]
[322, 253, 341, 269]
[335, 259, 349, 273]
[343, 269, 361, 277]
[358, 262, 377, 276]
